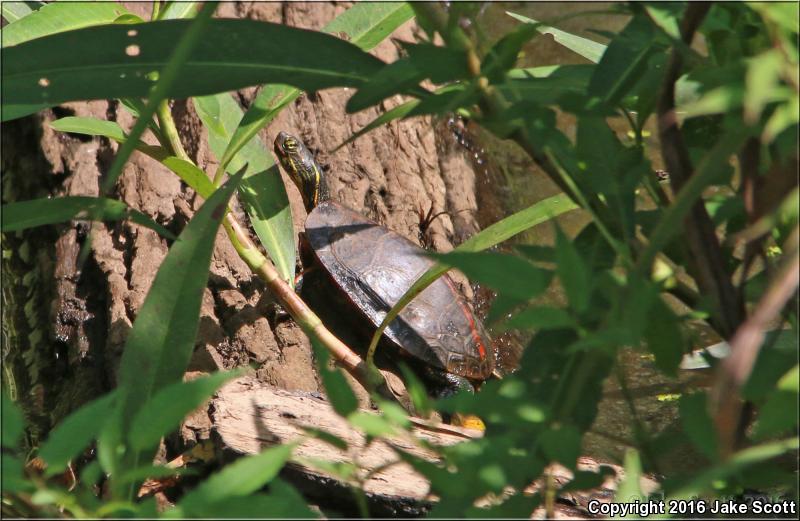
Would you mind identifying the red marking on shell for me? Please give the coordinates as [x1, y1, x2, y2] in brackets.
[443, 276, 487, 360]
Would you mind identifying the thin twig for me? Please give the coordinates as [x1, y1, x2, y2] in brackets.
[710, 226, 799, 458]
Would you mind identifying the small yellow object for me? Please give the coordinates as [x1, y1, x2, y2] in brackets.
[451, 413, 486, 431]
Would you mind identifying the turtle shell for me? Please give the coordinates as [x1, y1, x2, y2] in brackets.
[305, 201, 494, 381]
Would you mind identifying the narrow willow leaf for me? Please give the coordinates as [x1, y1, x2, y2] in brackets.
[50, 116, 127, 141]
[2, 18, 386, 121]
[679, 392, 718, 460]
[99, 6, 216, 199]
[38, 391, 117, 476]
[506, 11, 606, 63]
[337, 98, 420, 149]
[193, 93, 295, 284]
[482, 23, 539, 81]
[1, 1, 130, 48]
[161, 157, 215, 199]
[367, 194, 579, 356]
[502, 306, 575, 332]
[667, 437, 798, 501]
[555, 226, 590, 314]
[178, 443, 297, 511]
[48, 117, 215, 199]
[1, 392, 25, 449]
[499, 64, 594, 105]
[113, 170, 245, 497]
[325, 1, 414, 52]
[311, 338, 359, 417]
[1, 1, 44, 23]
[432, 252, 553, 301]
[645, 298, 684, 376]
[220, 2, 415, 185]
[1, 196, 175, 239]
[539, 424, 581, 468]
[159, 1, 199, 20]
[175, 485, 315, 519]
[587, 15, 657, 105]
[346, 43, 464, 113]
[129, 369, 244, 451]
[116, 465, 195, 488]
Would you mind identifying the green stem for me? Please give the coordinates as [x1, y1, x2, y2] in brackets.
[156, 101, 190, 162]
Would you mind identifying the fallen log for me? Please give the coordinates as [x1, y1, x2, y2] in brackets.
[209, 376, 660, 517]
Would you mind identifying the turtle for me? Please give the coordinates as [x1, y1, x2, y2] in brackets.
[273, 131, 494, 398]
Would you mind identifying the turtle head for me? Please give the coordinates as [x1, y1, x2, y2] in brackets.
[274, 131, 329, 213]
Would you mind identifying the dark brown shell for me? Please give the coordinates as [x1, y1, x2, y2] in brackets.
[305, 201, 494, 380]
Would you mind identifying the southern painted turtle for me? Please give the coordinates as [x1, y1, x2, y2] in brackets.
[273, 132, 494, 396]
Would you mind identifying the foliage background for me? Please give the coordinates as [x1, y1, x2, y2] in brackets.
[1, 1, 798, 518]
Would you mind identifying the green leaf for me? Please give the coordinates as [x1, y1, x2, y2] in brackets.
[219, 1, 413, 191]
[324, 1, 415, 52]
[49, 115, 169, 162]
[754, 390, 799, 440]
[616, 449, 644, 502]
[112, 170, 245, 497]
[51, 116, 127, 141]
[172, 483, 315, 519]
[49, 117, 214, 199]
[1, 1, 130, 48]
[347, 411, 397, 437]
[506, 11, 606, 63]
[499, 64, 594, 105]
[643, 2, 683, 39]
[482, 23, 539, 82]
[539, 424, 581, 468]
[555, 226, 590, 314]
[668, 437, 798, 500]
[1, 454, 33, 493]
[338, 97, 421, 149]
[744, 49, 785, 124]
[753, 365, 799, 440]
[741, 329, 798, 400]
[432, 252, 553, 301]
[159, 1, 200, 20]
[161, 157, 215, 199]
[38, 391, 117, 476]
[129, 370, 243, 451]
[1, 196, 175, 239]
[587, 15, 657, 106]
[115, 464, 195, 488]
[679, 392, 718, 460]
[99, 6, 215, 198]
[1, 391, 25, 449]
[299, 427, 349, 451]
[346, 43, 466, 113]
[193, 93, 295, 284]
[310, 338, 359, 417]
[503, 306, 575, 332]
[1, 1, 44, 23]
[178, 444, 297, 512]
[645, 298, 684, 376]
[2, 18, 386, 121]
[398, 363, 432, 417]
